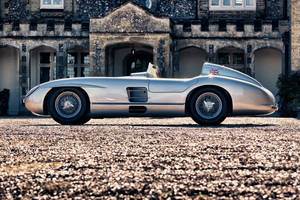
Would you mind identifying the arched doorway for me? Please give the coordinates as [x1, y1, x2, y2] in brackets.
[30, 45, 57, 88]
[105, 43, 153, 76]
[0, 46, 20, 115]
[175, 47, 207, 78]
[217, 47, 245, 72]
[254, 48, 283, 97]
[125, 51, 153, 75]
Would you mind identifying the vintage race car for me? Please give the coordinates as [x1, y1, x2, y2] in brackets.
[24, 63, 278, 125]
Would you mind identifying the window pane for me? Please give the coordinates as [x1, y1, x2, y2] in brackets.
[40, 67, 50, 83]
[54, 53, 56, 64]
[81, 53, 89, 64]
[84, 55, 90, 64]
[43, 0, 51, 5]
[67, 53, 75, 64]
[234, 0, 243, 6]
[233, 53, 244, 64]
[246, 0, 254, 6]
[223, 0, 231, 6]
[53, 0, 62, 5]
[74, 67, 78, 77]
[218, 53, 230, 65]
[40, 53, 50, 64]
[212, 0, 219, 6]
[67, 67, 75, 78]
[84, 67, 90, 77]
[67, 53, 78, 64]
[80, 67, 85, 77]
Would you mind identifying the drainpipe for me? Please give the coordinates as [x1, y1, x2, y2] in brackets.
[195, 0, 199, 20]
[282, 31, 290, 76]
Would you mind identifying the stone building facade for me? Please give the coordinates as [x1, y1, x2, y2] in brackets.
[0, 0, 292, 115]
[291, 0, 300, 71]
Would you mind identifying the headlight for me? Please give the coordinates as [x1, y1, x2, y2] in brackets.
[25, 85, 40, 97]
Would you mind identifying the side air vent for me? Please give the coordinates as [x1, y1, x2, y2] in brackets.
[127, 87, 148, 102]
[129, 106, 147, 113]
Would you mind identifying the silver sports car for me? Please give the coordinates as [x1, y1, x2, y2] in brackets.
[24, 63, 278, 125]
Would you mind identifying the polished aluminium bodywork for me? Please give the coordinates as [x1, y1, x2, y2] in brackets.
[24, 63, 278, 118]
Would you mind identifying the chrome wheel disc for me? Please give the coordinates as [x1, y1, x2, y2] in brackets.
[195, 92, 222, 120]
[55, 91, 82, 119]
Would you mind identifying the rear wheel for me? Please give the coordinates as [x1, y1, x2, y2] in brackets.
[189, 87, 228, 126]
[48, 88, 90, 125]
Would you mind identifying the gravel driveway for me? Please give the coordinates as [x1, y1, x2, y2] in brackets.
[0, 117, 299, 199]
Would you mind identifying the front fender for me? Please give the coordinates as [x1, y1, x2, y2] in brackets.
[188, 76, 277, 116]
[24, 87, 51, 116]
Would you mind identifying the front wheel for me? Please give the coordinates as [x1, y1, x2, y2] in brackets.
[189, 88, 228, 126]
[48, 88, 90, 125]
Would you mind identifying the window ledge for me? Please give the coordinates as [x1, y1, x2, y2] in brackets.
[209, 6, 256, 11]
[40, 4, 64, 9]
[40, 6, 64, 9]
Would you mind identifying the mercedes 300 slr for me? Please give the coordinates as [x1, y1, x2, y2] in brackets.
[24, 63, 278, 125]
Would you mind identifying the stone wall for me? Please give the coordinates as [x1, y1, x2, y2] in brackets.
[0, 0, 287, 22]
[157, 0, 196, 19]
[291, 0, 300, 71]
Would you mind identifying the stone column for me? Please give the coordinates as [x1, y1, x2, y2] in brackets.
[19, 43, 30, 113]
[20, 44, 28, 96]
[157, 39, 166, 76]
[56, 44, 67, 79]
[208, 44, 216, 63]
[291, 0, 300, 71]
[246, 44, 254, 76]
[156, 38, 171, 77]
[90, 44, 103, 77]
[173, 49, 179, 77]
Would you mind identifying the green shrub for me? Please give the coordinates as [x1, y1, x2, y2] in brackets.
[0, 89, 9, 116]
[276, 71, 300, 117]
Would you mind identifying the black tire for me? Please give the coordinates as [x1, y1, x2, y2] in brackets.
[189, 87, 228, 126]
[48, 88, 90, 125]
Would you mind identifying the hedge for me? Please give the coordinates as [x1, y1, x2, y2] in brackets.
[276, 71, 300, 117]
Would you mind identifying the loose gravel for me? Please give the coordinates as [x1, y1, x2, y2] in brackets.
[0, 117, 299, 199]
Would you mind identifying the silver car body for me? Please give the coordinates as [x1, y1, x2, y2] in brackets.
[24, 63, 278, 118]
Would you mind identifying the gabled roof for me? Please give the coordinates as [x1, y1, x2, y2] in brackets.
[90, 2, 170, 34]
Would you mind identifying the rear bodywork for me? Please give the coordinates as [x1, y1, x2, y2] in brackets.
[24, 63, 278, 118]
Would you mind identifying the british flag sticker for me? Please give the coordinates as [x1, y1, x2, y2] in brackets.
[210, 69, 219, 75]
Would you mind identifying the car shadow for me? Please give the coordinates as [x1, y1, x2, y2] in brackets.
[23, 123, 277, 128]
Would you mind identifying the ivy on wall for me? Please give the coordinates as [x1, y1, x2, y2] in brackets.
[277, 71, 300, 117]
[7, 0, 28, 22]
[76, 0, 195, 19]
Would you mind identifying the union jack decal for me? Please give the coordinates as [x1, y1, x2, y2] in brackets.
[210, 69, 219, 75]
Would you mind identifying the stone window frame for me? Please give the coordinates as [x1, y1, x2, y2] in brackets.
[40, 0, 64, 9]
[209, 0, 256, 10]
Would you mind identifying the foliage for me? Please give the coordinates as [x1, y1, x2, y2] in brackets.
[276, 71, 300, 117]
[0, 89, 9, 116]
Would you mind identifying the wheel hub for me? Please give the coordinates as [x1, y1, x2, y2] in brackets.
[195, 92, 223, 120]
[55, 91, 82, 119]
[63, 100, 75, 111]
[203, 100, 215, 112]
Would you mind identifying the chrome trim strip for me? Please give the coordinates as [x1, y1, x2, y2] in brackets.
[92, 102, 185, 105]
[43, 83, 106, 89]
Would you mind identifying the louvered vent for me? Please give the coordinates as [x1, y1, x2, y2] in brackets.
[127, 87, 148, 102]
